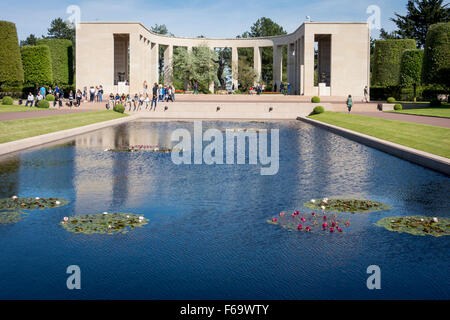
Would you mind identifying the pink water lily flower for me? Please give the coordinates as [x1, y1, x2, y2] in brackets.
[272, 218, 277, 222]
[330, 227, 334, 233]
[297, 224, 303, 230]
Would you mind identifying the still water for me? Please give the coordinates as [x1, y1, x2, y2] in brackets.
[0, 120, 449, 299]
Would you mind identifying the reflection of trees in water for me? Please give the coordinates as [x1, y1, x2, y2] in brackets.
[112, 124, 129, 207]
[0, 157, 20, 197]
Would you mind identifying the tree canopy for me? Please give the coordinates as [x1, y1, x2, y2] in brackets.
[44, 18, 75, 43]
[380, 0, 449, 48]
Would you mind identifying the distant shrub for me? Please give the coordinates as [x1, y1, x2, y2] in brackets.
[394, 104, 402, 110]
[312, 106, 325, 114]
[430, 98, 442, 107]
[0, 21, 24, 86]
[422, 22, 450, 88]
[21, 45, 53, 87]
[37, 100, 49, 108]
[387, 97, 396, 103]
[311, 96, 320, 103]
[45, 94, 55, 101]
[113, 103, 125, 113]
[2, 96, 14, 105]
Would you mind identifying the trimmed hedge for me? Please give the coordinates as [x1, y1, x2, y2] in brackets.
[312, 106, 325, 114]
[387, 97, 396, 103]
[311, 96, 320, 103]
[422, 22, 450, 88]
[2, 96, 14, 105]
[113, 103, 125, 113]
[37, 99, 49, 108]
[370, 85, 448, 101]
[394, 104, 402, 110]
[372, 39, 417, 87]
[21, 45, 53, 87]
[400, 49, 424, 87]
[0, 21, 24, 87]
[45, 94, 55, 101]
[37, 39, 74, 85]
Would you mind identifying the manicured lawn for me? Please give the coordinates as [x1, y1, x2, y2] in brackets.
[0, 104, 48, 113]
[0, 111, 128, 143]
[386, 108, 450, 118]
[308, 112, 450, 158]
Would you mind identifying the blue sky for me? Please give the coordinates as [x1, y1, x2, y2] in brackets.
[3, 0, 408, 41]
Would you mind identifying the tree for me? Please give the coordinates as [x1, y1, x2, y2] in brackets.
[20, 34, 38, 47]
[237, 57, 258, 92]
[400, 49, 424, 101]
[150, 24, 172, 36]
[0, 21, 24, 89]
[37, 39, 74, 85]
[372, 39, 417, 87]
[388, 0, 449, 48]
[21, 45, 53, 87]
[45, 18, 75, 42]
[422, 22, 450, 88]
[172, 44, 218, 93]
[237, 17, 287, 88]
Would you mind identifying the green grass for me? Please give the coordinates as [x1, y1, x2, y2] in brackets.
[308, 112, 450, 158]
[386, 108, 450, 118]
[0, 103, 49, 113]
[0, 111, 128, 143]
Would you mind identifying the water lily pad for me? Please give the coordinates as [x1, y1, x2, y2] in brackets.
[304, 198, 391, 213]
[267, 210, 351, 234]
[60, 213, 149, 234]
[0, 211, 28, 225]
[376, 216, 450, 237]
[0, 197, 69, 211]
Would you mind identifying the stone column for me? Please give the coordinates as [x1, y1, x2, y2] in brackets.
[185, 46, 192, 90]
[163, 44, 173, 85]
[150, 43, 159, 85]
[232, 47, 238, 89]
[287, 43, 295, 94]
[272, 45, 282, 91]
[253, 46, 262, 84]
[208, 45, 215, 93]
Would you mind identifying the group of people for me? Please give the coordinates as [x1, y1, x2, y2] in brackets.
[107, 82, 176, 111]
[25, 85, 76, 107]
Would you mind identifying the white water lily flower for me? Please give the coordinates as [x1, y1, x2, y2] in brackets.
[420, 218, 424, 222]
[108, 225, 112, 229]
[35, 197, 40, 200]
[139, 216, 144, 221]
[321, 206, 326, 210]
[55, 201, 61, 205]
[126, 215, 130, 219]
[103, 212, 108, 215]
[432, 217, 438, 223]
[323, 198, 328, 202]
[104, 149, 109, 152]
[11, 195, 18, 200]
[310, 199, 316, 204]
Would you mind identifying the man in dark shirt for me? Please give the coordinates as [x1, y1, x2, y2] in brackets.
[151, 83, 158, 111]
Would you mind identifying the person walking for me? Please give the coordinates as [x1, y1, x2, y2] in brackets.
[98, 85, 104, 102]
[363, 86, 369, 103]
[151, 83, 158, 111]
[194, 81, 199, 94]
[347, 94, 353, 113]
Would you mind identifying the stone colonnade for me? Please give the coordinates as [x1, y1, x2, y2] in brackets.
[76, 22, 370, 98]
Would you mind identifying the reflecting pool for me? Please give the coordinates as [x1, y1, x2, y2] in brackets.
[0, 120, 449, 299]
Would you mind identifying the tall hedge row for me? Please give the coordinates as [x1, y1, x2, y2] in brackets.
[372, 39, 417, 87]
[422, 22, 450, 88]
[0, 21, 24, 87]
[400, 49, 424, 87]
[21, 45, 53, 87]
[37, 38, 73, 85]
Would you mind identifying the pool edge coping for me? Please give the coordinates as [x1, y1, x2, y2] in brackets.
[298, 116, 450, 176]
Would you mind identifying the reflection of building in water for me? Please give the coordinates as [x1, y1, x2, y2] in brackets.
[0, 156, 20, 197]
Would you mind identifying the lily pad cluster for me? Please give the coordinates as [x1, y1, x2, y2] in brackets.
[304, 198, 391, 213]
[105, 145, 178, 153]
[0, 197, 69, 211]
[376, 216, 450, 237]
[0, 196, 69, 225]
[60, 212, 149, 234]
[267, 210, 351, 234]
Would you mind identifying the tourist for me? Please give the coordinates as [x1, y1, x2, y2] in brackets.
[151, 83, 158, 110]
[138, 94, 144, 110]
[287, 83, 291, 95]
[280, 82, 285, 95]
[83, 87, 88, 102]
[40, 86, 46, 97]
[36, 91, 44, 106]
[363, 86, 369, 103]
[231, 83, 235, 94]
[89, 86, 95, 102]
[274, 83, 277, 93]
[25, 92, 34, 107]
[76, 90, 82, 107]
[108, 93, 115, 109]
[48, 87, 53, 95]
[347, 94, 353, 113]
[171, 85, 175, 101]
[115, 93, 121, 106]
[98, 85, 104, 102]
[126, 94, 132, 110]
[133, 93, 139, 111]
[143, 81, 148, 95]
[68, 90, 74, 107]
[95, 86, 99, 102]
[194, 81, 199, 94]
[144, 94, 150, 109]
